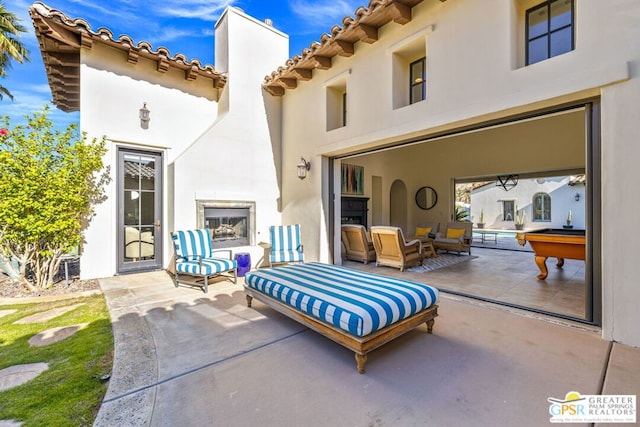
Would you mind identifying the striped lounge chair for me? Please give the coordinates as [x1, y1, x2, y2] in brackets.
[171, 229, 237, 293]
[269, 224, 304, 267]
[244, 262, 439, 373]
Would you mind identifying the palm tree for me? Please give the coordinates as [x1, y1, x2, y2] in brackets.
[0, 3, 30, 100]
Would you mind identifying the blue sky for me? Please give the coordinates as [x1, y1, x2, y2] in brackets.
[2, 0, 365, 129]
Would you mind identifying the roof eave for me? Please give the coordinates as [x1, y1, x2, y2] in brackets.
[29, 1, 227, 112]
[262, 0, 448, 96]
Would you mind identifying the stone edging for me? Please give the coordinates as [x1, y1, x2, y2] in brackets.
[0, 289, 102, 306]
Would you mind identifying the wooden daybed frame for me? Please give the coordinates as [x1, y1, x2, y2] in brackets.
[244, 285, 438, 374]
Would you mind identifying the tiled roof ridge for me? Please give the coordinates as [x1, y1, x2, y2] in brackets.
[30, 1, 220, 76]
[266, 0, 384, 81]
[263, 0, 438, 95]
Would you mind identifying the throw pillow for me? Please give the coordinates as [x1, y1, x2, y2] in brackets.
[415, 227, 432, 236]
[446, 228, 466, 239]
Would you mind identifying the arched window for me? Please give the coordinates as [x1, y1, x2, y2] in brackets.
[533, 192, 551, 221]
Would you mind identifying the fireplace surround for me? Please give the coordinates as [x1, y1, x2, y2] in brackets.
[196, 200, 256, 248]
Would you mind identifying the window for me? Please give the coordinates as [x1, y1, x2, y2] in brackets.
[326, 76, 347, 131]
[389, 26, 431, 109]
[526, 0, 574, 65]
[409, 57, 426, 104]
[533, 192, 551, 221]
[502, 200, 515, 221]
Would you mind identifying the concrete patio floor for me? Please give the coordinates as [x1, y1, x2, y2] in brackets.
[94, 269, 639, 427]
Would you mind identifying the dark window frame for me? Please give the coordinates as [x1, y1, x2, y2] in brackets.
[342, 92, 347, 127]
[526, 0, 575, 65]
[409, 57, 426, 104]
[532, 192, 552, 222]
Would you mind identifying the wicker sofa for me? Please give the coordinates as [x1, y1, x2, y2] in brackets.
[433, 222, 473, 255]
[408, 221, 440, 241]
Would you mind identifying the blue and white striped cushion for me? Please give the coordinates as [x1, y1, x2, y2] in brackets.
[176, 258, 237, 275]
[271, 250, 305, 264]
[172, 229, 213, 260]
[269, 224, 304, 264]
[245, 262, 438, 337]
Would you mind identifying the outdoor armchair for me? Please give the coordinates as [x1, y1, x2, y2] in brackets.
[170, 228, 237, 293]
[370, 226, 422, 271]
[269, 224, 305, 267]
[341, 224, 376, 264]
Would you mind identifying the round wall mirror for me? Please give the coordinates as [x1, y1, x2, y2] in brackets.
[415, 186, 438, 210]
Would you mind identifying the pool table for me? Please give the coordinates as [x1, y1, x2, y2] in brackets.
[516, 228, 586, 280]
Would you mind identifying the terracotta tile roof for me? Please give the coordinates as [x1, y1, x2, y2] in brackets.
[124, 162, 155, 180]
[263, 0, 447, 96]
[29, 2, 226, 112]
[568, 174, 586, 186]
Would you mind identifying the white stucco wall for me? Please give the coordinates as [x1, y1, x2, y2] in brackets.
[72, 0, 640, 347]
[601, 76, 640, 346]
[470, 176, 586, 231]
[171, 7, 289, 266]
[277, 0, 640, 346]
[79, 44, 219, 279]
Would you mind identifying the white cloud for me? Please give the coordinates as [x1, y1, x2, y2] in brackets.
[64, 0, 139, 22]
[158, 0, 234, 21]
[290, 0, 362, 28]
[0, 89, 78, 131]
[30, 84, 55, 94]
[1, 90, 50, 117]
[153, 27, 202, 44]
[39, 0, 222, 54]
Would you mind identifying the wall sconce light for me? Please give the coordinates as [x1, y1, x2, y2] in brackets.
[139, 102, 150, 129]
[297, 157, 311, 180]
[575, 192, 580, 202]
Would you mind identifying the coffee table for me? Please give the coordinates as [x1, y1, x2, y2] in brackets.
[409, 235, 438, 258]
[474, 230, 498, 244]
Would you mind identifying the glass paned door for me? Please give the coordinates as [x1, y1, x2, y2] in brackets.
[117, 149, 162, 273]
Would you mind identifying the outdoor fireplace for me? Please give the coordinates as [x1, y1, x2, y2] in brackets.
[205, 207, 249, 247]
[197, 201, 256, 249]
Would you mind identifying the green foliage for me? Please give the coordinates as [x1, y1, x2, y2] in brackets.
[0, 3, 30, 100]
[455, 204, 469, 222]
[0, 295, 113, 425]
[515, 205, 526, 226]
[0, 106, 110, 289]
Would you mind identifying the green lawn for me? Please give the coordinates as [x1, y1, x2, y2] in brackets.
[0, 294, 113, 426]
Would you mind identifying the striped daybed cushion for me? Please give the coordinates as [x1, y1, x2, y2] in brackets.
[244, 262, 439, 337]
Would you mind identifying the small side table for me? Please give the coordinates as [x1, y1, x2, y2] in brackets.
[421, 241, 438, 258]
[234, 253, 252, 277]
[408, 236, 438, 258]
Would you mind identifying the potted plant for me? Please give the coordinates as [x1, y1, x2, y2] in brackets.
[476, 209, 485, 229]
[515, 206, 526, 230]
[563, 210, 574, 229]
[455, 204, 469, 222]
